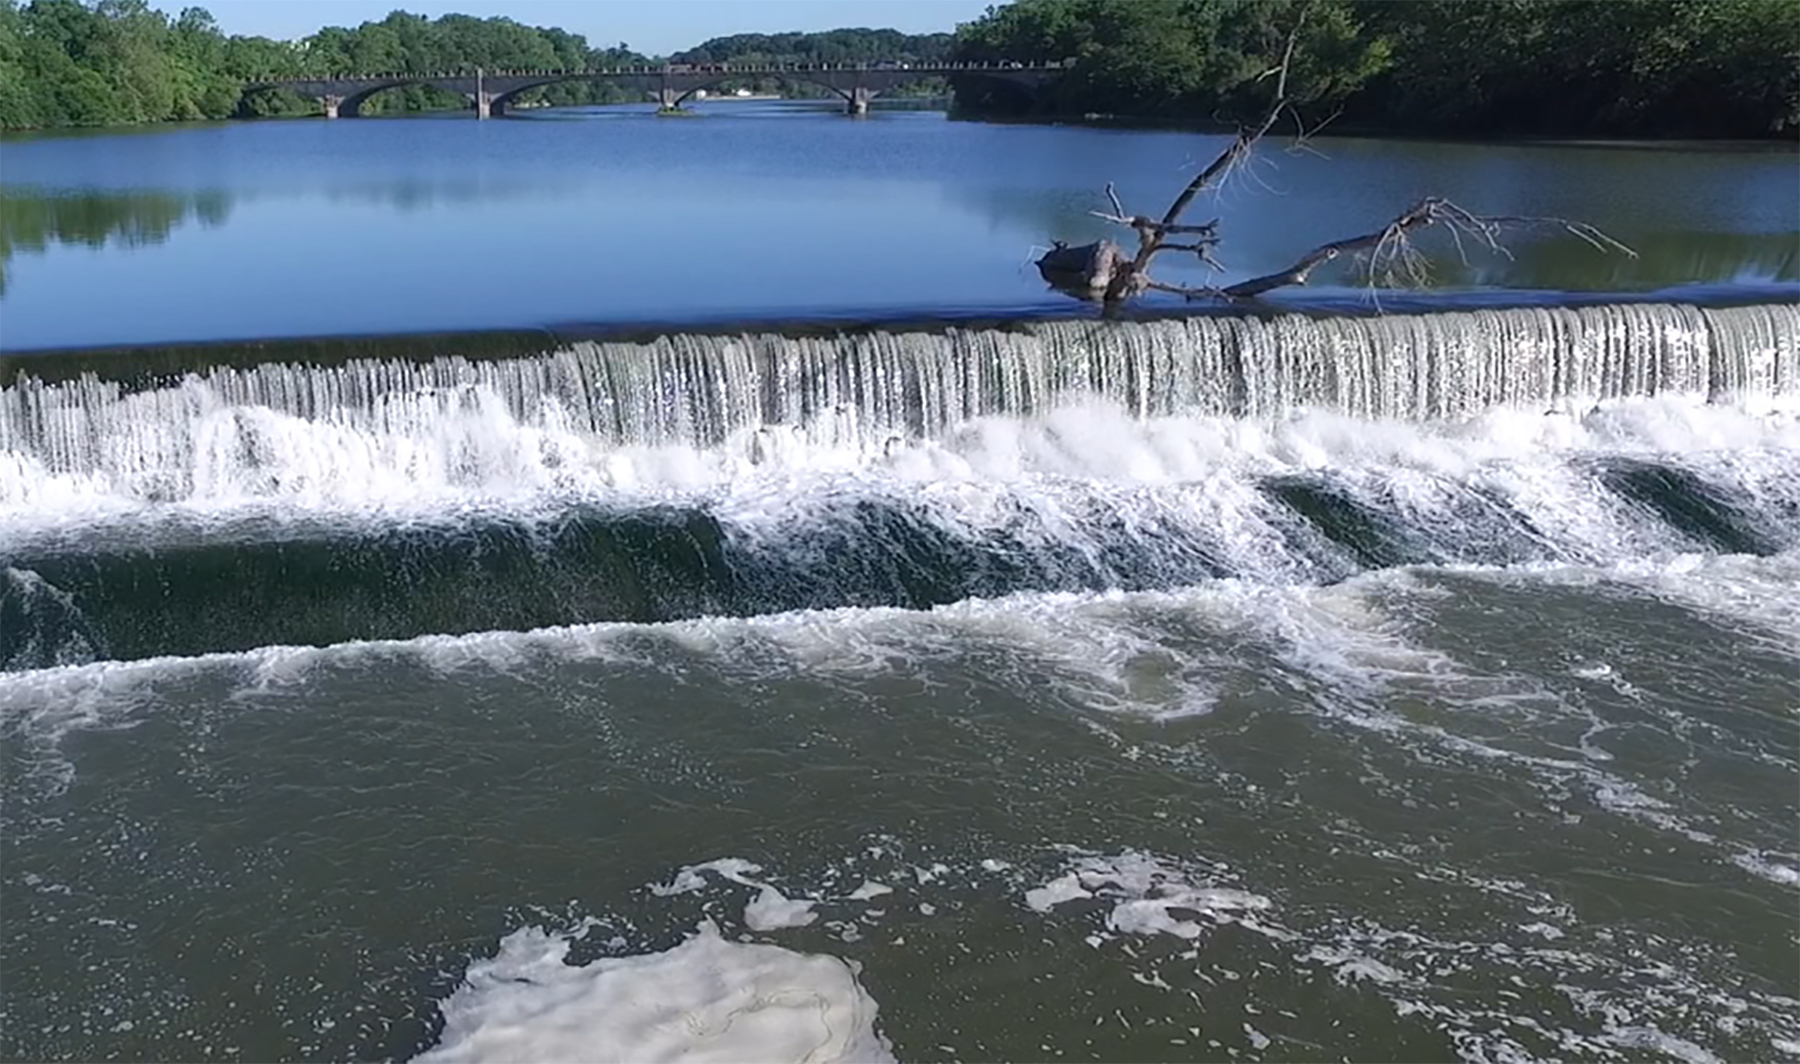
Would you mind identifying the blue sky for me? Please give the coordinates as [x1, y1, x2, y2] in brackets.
[148, 1, 998, 55]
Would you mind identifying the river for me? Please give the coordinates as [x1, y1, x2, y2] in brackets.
[1, 102, 1798, 1064]
[1, 99, 1796, 349]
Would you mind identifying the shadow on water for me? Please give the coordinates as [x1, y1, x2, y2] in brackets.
[1597, 457, 1784, 557]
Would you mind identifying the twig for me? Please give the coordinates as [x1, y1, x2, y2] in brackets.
[1144, 280, 1228, 301]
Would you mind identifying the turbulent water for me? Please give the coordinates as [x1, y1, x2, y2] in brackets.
[3, 302, 1798, 1063]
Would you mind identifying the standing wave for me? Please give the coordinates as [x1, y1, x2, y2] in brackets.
[4, 397, 1796, 668]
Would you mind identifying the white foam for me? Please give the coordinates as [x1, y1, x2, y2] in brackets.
[413, 920, 893, 1064]
[4, 391, 1795, 536]
[648, 857, 765, 897]
[744, 885, 820, 932]
[1301, 945, 1407, 985]
[1023, 874, 1092, 914]
[1731, 852, 1800, 888]
[1021, 850, 1277, 944]
[644, 858, 819, 930]
[7, 548, 1795, 765]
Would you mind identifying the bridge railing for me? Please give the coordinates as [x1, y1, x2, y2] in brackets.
[250, 60, 1065, 86]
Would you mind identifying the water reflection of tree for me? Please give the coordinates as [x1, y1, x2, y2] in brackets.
[1441, 230, 1799, 291]
[321, 180, 558, 212]
[0, 189, 232, 295]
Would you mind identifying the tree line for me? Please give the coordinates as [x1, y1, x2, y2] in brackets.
[669, 28, 954, 99]
[949, 0, 1799, 139]
[0, 1, 954, 129]
[2, 0, 1794, 136]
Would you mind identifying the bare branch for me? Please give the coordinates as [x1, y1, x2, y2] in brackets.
[1032, 2, 1630, 312]
[1144, 280, 1228, 301]
[1221, 197, 1636, 299]
[1285, 105, 1341, 158]
[1101, 2, 1314, 303]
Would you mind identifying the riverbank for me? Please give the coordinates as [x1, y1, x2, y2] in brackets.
[948, 108, 1800, 149]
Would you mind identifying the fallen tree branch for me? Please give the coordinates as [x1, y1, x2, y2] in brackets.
[1032, 1, 1633, 309]
[1223, 198, 1442, 297]
[1044, 4, 1310, 303]
[1223, 197, 1638, 298]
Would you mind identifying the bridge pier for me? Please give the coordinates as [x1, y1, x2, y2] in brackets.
[472, 91, 499, 119]
[656, 86, 682, 111]
[321, 94, 343, 119]
[847, 87, 873, 116]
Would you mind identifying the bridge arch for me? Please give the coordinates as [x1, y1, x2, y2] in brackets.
[487, 73, 661, 115]
[944, 70, 1041, 115]
[663, 69, 1024, 115]
[235, 83, 315, 118]
[339, 78, 467, 118]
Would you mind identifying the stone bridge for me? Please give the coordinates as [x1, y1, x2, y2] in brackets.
[248, 61, 1063, 118]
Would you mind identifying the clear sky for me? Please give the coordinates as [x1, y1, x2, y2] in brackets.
[146, 0, 998, 55]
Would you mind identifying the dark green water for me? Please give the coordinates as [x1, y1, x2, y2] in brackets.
[4, 559, 1798, 1061]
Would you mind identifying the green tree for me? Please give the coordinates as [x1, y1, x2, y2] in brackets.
[952, 0, 1795, 137]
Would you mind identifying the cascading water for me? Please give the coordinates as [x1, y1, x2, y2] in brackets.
[1, 301, 1796, 668]
[2, 302, 1793, 508]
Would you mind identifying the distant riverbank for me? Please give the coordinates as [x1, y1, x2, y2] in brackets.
[949, 108, 1800, 149]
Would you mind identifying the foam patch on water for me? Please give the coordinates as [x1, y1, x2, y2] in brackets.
[1293, 913, 1800, 1064]
[1004, 843, 1800, 1062]
[1022, 849, 1280, 945]
[412, 920, 893, 1064]
[648, 859, 820, 931]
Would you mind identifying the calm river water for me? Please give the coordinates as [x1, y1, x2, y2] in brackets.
[1, 99, 1796, 350]
[2, 102, 1798, 1064]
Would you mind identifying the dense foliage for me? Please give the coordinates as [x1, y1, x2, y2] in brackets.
[0, 0, 648, 128]
[950, 0, 1800, 138]
[3, 0, 1792, 136]
[665, 29, 954, 99]
[670, 29, 954, 66]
